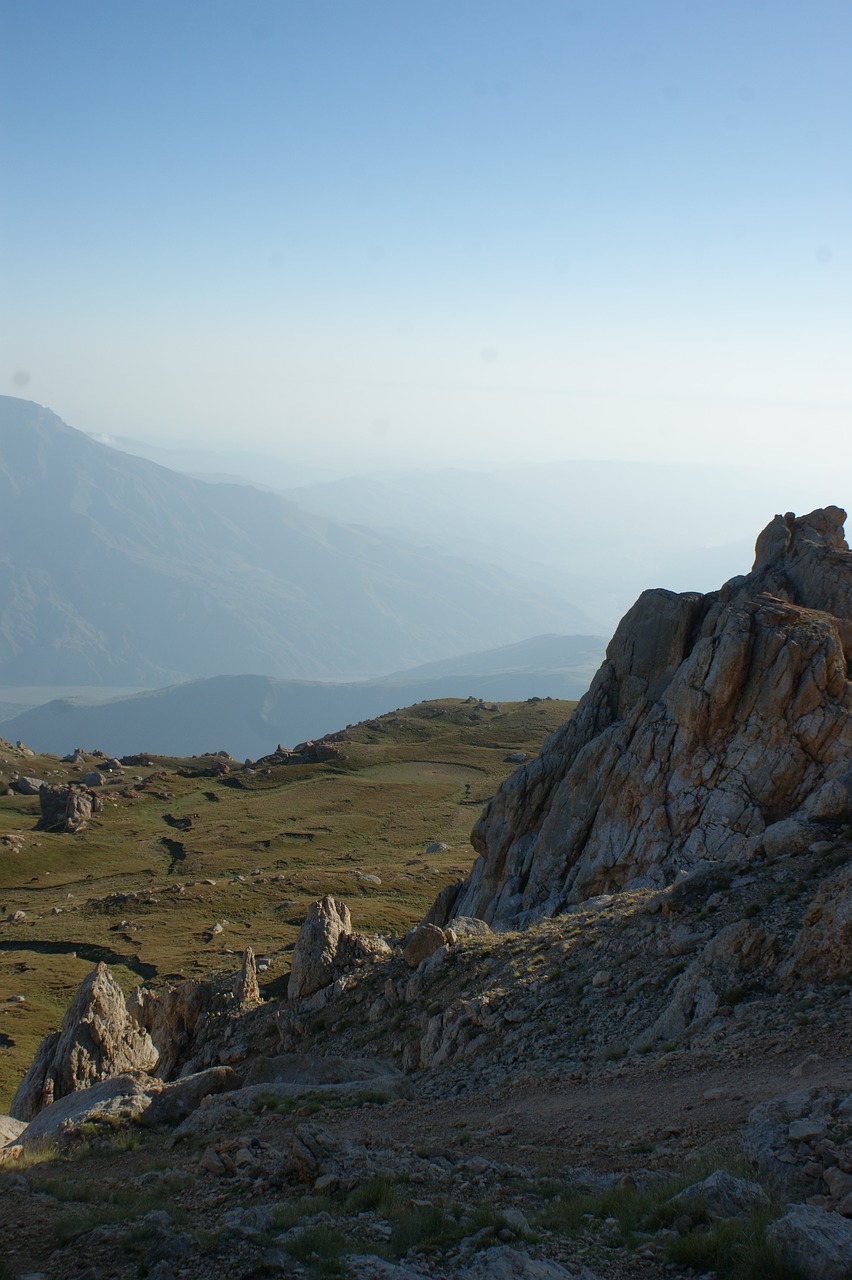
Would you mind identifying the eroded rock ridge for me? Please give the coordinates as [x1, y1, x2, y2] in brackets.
[431, 506, 852, 929]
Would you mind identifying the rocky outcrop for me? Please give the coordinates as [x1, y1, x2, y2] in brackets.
[741, 1086, 852, 1206]
[431, 508, 852, 929]
[780, 862, 852, 987]
[10, 963, 158, 1121]
[287, 896, 394, 1003]
[127, 976, 217, 1080]
[634, 920, 778, 1050]
[288, 897, 354, 1000]
[232, 947, 261, 1007]
[37, 782, 103, 833]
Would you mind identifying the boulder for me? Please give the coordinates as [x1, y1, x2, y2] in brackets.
[767, 1204, 852, 1280]
[10, 963, 158, 1120]
[141, 1066, 239, 1126]
[670, 1169, 769, 1218]
[11, 776, 46, 796]
[19, 1073, 155, 1147]
[430, 508, 852, 929]
[402, 923, 448, 969]
[37, 783, 103, 833]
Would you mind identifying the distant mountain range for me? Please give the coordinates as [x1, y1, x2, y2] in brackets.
[106, 431, 827, 633]
[0, 397, 598, 686]
[0, 634, 606, 759]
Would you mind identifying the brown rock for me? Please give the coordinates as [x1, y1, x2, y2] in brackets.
[403, 924, 449, 969]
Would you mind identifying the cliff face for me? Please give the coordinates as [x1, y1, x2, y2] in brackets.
[432, 507, 852, 930]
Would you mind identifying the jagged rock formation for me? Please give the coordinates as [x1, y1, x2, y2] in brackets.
[10, 963, 158, 1120]
[37, 782, 103, 832]
[287, 896, 394, 1003]
[430, 507, 852, 929]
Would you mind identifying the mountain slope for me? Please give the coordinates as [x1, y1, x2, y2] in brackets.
[0, 633, 604, 758]
[0, 398, 596, 685]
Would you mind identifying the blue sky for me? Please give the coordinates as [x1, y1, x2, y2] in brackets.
[2, 1, 850, 470]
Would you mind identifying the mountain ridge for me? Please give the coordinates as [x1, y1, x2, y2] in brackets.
[0, 397, 596, 686]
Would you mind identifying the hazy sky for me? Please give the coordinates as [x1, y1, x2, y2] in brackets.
[2, 2, 850, 470]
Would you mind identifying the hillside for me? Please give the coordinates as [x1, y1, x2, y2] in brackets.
[0, 397, 596, 686]
[0, 696, 575, 1107]
[0, 635, 606, 759]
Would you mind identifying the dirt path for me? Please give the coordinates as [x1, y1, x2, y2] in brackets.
[326, 1044, 852, 1173]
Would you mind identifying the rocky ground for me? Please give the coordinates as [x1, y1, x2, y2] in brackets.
[1, 821, 851, 1280]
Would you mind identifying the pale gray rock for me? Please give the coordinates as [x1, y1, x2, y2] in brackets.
[11, 963, 158, 1120]
[288, 896, 353, 1001]
[344, 1257, 430, 1279]
[11, 776, 46, 795]
[634, 920, 777, 1049]
[19, 1073, 155, 1147]
[670, 1169, 770, 1218]
[141, 1066, 239, 1126]
[429, 508, 852, 929]
[127, 975, 216, 1080]
[741, 1087, 844, 1203]
[767, 1203, 852, 1280]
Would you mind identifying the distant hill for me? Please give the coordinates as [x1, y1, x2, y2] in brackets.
[0, 635, 605, 759]
[0, 397, 598, 686]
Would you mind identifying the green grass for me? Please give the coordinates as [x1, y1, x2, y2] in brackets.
[0, 698, 576, 1106]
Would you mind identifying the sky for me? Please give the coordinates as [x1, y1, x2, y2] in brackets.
[1, 1, 850, 473]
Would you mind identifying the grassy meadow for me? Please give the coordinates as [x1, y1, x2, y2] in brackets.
[0, 697, 575, 1109]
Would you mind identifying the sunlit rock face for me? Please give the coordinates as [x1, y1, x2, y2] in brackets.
[432, 507, 852, 930]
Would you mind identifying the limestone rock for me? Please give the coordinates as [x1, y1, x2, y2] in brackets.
[37, 783, 103, 833]
[767, 1203, 852, 1280]
[741, 1087, 849, 1204]
[19, 1073, 155, 1147]
[141, 1066, 239, 1126]
[670, 1169, 770, 1218]
[232, 947, 261, 1007]
[11, 776, 46, 796]
[127, 976, 216, 1080]
[288, 896, 353, 1001]
[430, 508, 852, 929]
[10, 963, 158, 1121]
[634, 921, 777, 1049]
[402, 923, 448, 969]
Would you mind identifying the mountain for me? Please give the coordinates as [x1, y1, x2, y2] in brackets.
[0, 634, 605, 759]
[0, 397, 597, 686]
[279, 462, 831, 631]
